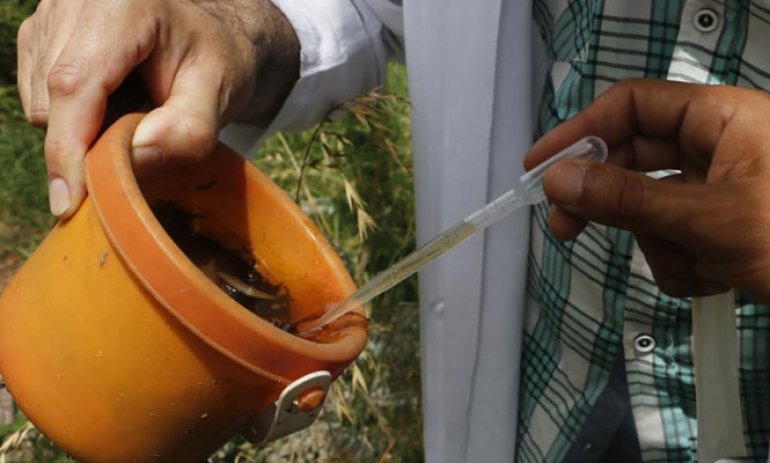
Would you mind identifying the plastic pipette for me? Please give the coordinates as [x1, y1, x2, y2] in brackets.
[299, 136, 608, 335]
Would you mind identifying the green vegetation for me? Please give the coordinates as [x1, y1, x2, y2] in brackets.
[0, 1, 52, 259]
[0, 1, 37, 86]
[0, 2, 422, 462]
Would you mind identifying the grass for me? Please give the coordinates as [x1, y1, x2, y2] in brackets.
[0, 1, 54, 261]
[0, 3, 422, 460]
[240, 65, 423, 462]
[0, 85, 51, 259]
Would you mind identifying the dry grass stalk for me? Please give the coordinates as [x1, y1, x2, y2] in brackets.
[0, 421, 33, 463]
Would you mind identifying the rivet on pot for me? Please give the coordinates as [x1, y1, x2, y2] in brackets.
[297, 388, 327, 412]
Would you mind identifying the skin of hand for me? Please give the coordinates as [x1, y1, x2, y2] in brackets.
[525, 79, 770, 303]
[17, 0, 300, 218]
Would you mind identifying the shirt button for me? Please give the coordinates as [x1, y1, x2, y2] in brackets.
[694, 8, 719, 33]
[634, 334, 656, 354]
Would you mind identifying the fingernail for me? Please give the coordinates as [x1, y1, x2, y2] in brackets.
[548, 161, 586, 206]
[49, 177, 71, 216]
[132, 120, 154, 148]
[131, 121, 164, 167]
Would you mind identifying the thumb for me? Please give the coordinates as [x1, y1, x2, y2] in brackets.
[543, 159, 702, 241]
[130, 67, 221, 171]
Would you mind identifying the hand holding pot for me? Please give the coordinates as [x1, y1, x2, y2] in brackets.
[526, 79, 770, 303]
[17, 0, 300, 218]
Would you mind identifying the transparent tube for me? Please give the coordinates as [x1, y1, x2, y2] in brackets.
[298, 136, 608, 335]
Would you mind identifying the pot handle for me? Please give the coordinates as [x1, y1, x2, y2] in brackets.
[243, 371, 332, 444]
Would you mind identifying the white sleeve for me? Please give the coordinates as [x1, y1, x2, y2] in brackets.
[220, 0, 404, 155]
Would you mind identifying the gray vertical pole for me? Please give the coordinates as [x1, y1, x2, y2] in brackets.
[403, 1, 534, 462]
[466, 1, 534, 460]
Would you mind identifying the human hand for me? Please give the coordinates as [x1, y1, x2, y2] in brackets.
[525, 80, 770, 302]
[17, 0, 300, 218]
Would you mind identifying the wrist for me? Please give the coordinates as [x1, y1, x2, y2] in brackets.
[248, 0, 301, 125]
[235, 0, 301, 125]
[194, 0, 300, 126]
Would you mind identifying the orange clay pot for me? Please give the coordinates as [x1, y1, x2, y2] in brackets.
[0, 114, 366, 462]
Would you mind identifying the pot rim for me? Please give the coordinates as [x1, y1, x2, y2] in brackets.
[85, 114, 367, 384]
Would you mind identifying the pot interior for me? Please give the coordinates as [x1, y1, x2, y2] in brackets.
[136, 152, 365, 343]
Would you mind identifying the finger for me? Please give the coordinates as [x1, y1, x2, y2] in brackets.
[16, 17, 34, 119]
[44, 7, 158, 218]
[694, 259, 755, 295]
[636, 234, 694, 280]
[648, 272, 729, 298]
[542, 159, 704, 243]
[131, 65, 222, 171]
[45, 83, 104, 218]
[548, 205, 588, 241]
[525, 79, 724, 170]
[606, 136, 679, 172]
[28, 4, 82, 127]
[636, 235, 730, 296]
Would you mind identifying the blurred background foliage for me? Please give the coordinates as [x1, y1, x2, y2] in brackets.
[0, 1, 422, 461]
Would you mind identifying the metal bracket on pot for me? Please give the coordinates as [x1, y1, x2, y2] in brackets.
[243, 370, 332, 445]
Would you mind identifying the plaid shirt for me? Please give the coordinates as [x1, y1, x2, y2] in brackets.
[518, 1, 770, 462]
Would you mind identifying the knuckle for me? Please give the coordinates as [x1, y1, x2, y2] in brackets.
[47, 62, 87, 98]
[588, 81, 637, 130]
[694, 86, 726, 112]
[38, 0, 68, 14]
[709, 83, 744, 102]
[593, 82, 624, 108]
[17, 18, 33, 47]
[610, 170, 646, 224]
[581, 165, 647, 227]
[34, 0, 49, 13]
[43, 137, 71, 168]
[607, 79, 632, 95]
[602, 79, 639, 102]
[27, 107, 49, 127]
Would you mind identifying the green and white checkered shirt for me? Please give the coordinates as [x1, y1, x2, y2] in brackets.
[518, 1, 770, 462]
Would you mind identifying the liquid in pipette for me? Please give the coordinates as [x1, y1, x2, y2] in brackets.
[298, 136, 608, 336]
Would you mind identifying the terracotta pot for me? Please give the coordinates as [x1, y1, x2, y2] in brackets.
[0, 114, 367, 462]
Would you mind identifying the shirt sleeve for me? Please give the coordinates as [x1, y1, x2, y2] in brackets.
[220, 0, 405, 155]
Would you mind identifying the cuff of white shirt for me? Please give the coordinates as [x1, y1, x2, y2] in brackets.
[222, 0, 387, 156]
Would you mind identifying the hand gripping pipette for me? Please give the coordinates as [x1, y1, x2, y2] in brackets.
[299, 136, 608, 335]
